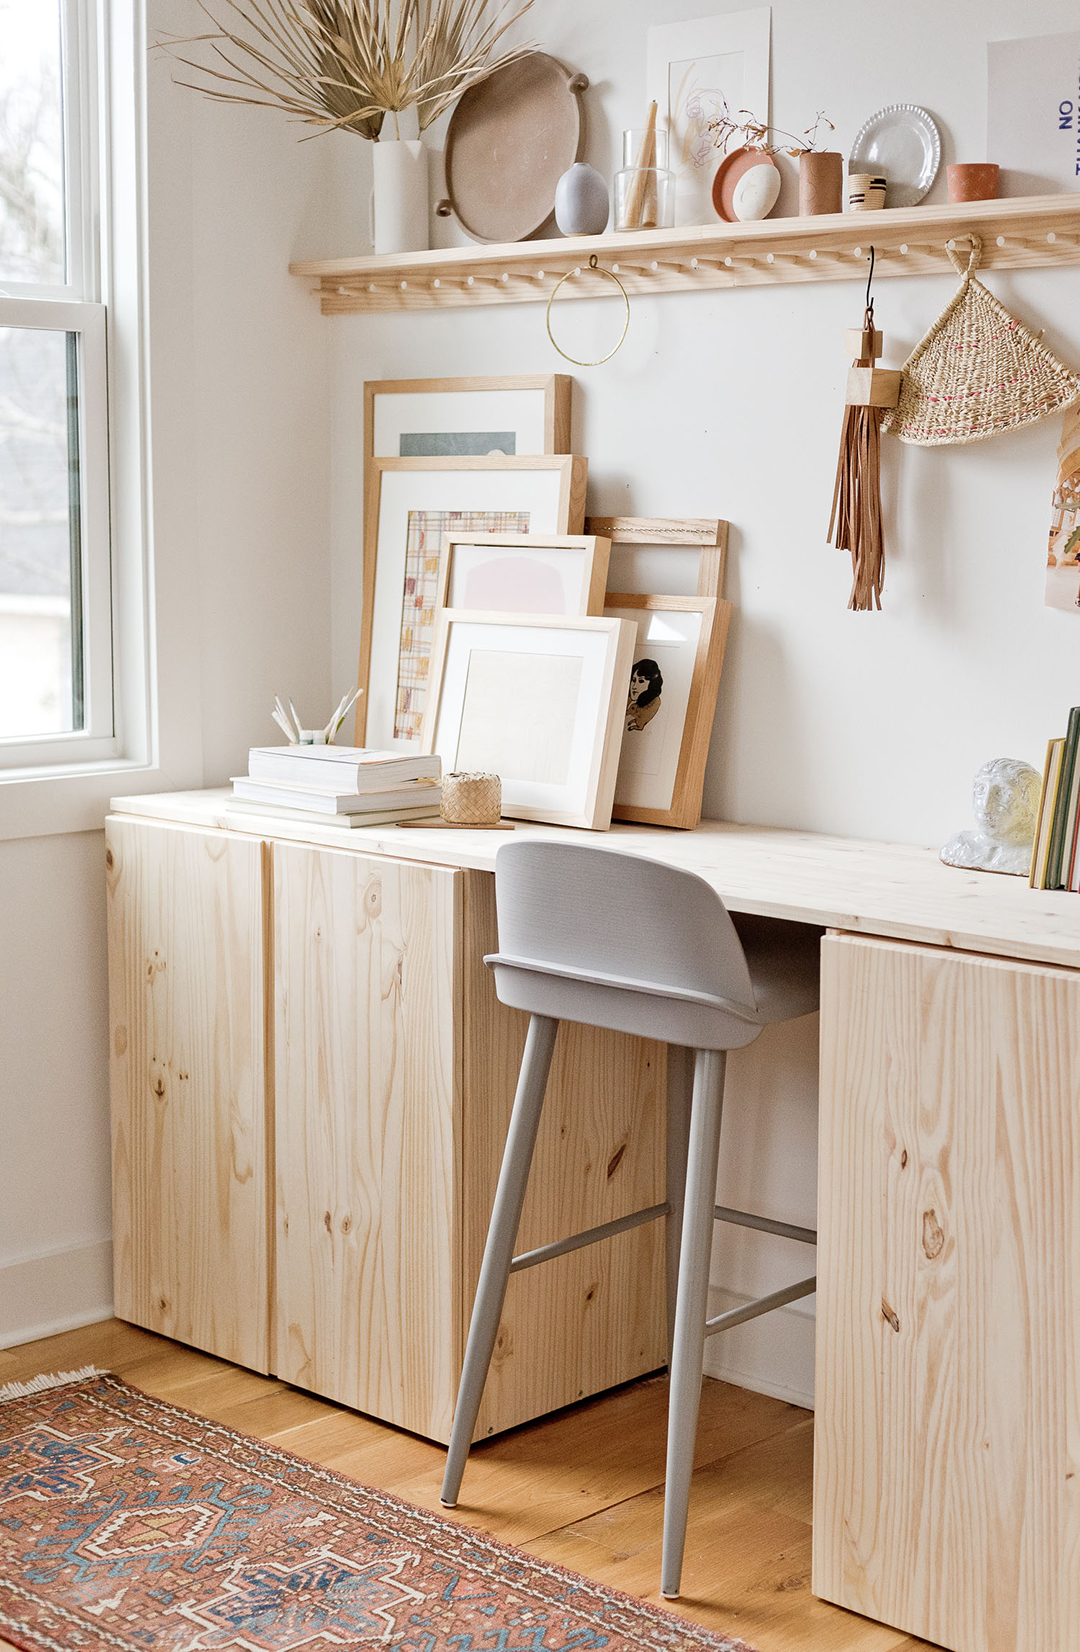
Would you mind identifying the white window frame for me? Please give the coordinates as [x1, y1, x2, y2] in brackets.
[0, 298, 113, 767]
[0, 0, 115, 772]
[0, 0, 202, 838]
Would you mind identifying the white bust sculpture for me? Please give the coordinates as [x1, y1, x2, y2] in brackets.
[940, 756, 1041, 877]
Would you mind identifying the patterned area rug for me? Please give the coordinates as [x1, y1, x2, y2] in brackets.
[0, 1370, 756, 1652]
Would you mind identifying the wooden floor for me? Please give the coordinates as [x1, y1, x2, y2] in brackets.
[0, 1318, 933, 1652]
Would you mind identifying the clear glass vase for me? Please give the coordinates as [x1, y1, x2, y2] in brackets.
[614, 128, 675, 231]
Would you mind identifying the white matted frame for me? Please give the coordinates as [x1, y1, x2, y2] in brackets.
[359, 455, 587, 749]
[436, 534, 610, 617]
[365, 375, 572, 467]
[603, 593, 732, 830]
[646, 9, 771, 227]
[421, 611, 636, 830]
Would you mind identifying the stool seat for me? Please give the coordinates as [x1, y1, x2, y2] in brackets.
[730, 912, 822, 1024]
[440, 841, 821, 1601]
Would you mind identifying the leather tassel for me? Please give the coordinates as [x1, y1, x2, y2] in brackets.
[827, 290, 900, 611]
[829, 401, 885, 610]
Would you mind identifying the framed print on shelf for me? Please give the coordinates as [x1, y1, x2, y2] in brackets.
[360, 455, 587, 749]
[603, 593, 732, 830]
[585, 515, 728, 599]
[420, 611, 636, 831]
[646, 9, 771, 226]
[437, 534, 610, 617]
[366, 374, 572, 465]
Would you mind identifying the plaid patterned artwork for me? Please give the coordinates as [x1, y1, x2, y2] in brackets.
[395, 509, 530, 741]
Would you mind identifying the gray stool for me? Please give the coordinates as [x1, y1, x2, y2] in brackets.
[440, 840, 821, 1599]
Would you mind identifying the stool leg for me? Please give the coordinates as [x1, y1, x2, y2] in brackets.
[665, 1045, 692, 1367]
[441, 1012, 559, 1508]
[661, 1046, 727, 1599]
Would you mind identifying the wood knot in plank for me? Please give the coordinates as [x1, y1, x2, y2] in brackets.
[324, 1211, 333, 1234]
[606, 1142, 627, 1179]
[922, 1208, 945, 1259]
[364, 879, 382, 921]
[881, 1298, 900, 1333]
[900, 1149, 908, 1169]
[105, 848, 114, 869]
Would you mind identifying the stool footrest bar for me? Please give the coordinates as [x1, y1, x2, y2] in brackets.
[510, 1202, 672, 1272]
[704, 1275, 817, 1336]
[714, 1204, 817, 1246]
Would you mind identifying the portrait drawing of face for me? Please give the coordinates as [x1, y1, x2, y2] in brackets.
[626, 658, 664, 731]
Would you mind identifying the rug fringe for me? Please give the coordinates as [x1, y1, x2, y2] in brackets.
[0, 1365, 106, 1404]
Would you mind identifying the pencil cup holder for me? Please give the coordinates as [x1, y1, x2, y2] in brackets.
[441, 772, 502, 825]
[615, 127, 675, 230]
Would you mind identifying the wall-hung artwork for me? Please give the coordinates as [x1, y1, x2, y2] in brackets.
[437, 533, 610, 617]
[645, 9, 771, 227]
[361, 456, 587, 749]
[603, 594, 731, 830]
[421, 611, 636, 830]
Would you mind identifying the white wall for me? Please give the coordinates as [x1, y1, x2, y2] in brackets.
[0, 2, 337, 1344]
[329, 0, 1080, 1404]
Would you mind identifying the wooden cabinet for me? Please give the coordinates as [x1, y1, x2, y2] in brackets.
[106, 817, 271, 1372]
[107, 816, 666, 1442]
[814, 932, 1080, 1652]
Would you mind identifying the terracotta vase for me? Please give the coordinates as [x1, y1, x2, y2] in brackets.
[799, 150, 843, 216]
[947, 163, 999, 203]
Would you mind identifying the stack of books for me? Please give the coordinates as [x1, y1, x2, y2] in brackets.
[1031, 706, 1080, 890]
[230, 746, 442, 827]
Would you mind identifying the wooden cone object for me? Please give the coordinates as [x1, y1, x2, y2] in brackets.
[827, 301, 901, 610]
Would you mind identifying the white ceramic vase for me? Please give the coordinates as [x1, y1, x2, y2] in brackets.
[372, 139, 429, 255]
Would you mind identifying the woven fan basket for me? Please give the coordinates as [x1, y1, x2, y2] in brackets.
[441, 771, 502, 825]
[882, 238, 1080, 447]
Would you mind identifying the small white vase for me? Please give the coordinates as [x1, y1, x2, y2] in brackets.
[371, 139, 428, 255]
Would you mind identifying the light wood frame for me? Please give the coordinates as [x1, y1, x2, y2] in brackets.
[585, 515, 728, 598]
[420, 610, 636, 830]
[436, 533, 610, 618]
[365, 374, 572, 468]
[603, 592, 732, 830]
[357, 454, 587, 745]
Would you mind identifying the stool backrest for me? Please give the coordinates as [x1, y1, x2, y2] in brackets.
[493, 840, 755, 1011]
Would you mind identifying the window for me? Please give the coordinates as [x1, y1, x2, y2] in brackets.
[0, 0, 114, 767]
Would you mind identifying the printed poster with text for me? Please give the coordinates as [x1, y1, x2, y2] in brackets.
[988, 32, 1080, 193]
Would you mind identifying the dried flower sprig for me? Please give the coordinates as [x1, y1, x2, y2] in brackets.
[708, 101, 834, 158]
[158, 0, 535, 140]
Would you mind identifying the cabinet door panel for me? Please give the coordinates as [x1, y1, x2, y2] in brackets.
[815, 933, 1080, 1652]
[106, 818, 270, 1370]
[461, 870, 667, 1439]
[274, 843, 459, 1441]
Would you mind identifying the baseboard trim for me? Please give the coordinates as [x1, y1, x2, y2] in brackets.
[0, 1239, 113, 1350]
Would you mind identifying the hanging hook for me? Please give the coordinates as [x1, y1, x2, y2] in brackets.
[864, 246, 876, 324]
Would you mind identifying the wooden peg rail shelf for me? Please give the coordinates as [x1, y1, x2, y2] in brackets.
[292, 193, 1080, 315]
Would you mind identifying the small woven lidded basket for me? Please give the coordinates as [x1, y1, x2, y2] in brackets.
[882, 236, 1080, 446]
[440, 771, 502, 825]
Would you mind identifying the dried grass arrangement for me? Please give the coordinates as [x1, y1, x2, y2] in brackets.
[159, 0, 534, 141]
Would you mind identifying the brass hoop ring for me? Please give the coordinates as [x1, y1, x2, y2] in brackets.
[545, 254, 631, 366]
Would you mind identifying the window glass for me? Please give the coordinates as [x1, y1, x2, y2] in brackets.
[0, 0, 65, 285]
[0, 325, 80, 737]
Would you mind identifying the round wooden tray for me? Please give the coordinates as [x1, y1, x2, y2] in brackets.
[444, 52, 586, 244]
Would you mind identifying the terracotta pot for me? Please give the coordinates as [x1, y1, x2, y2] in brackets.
[799, 150, 843, 215]
[947, 163, 999, 203]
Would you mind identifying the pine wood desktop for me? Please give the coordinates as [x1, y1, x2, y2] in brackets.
[107, 790, 1080, 1652]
